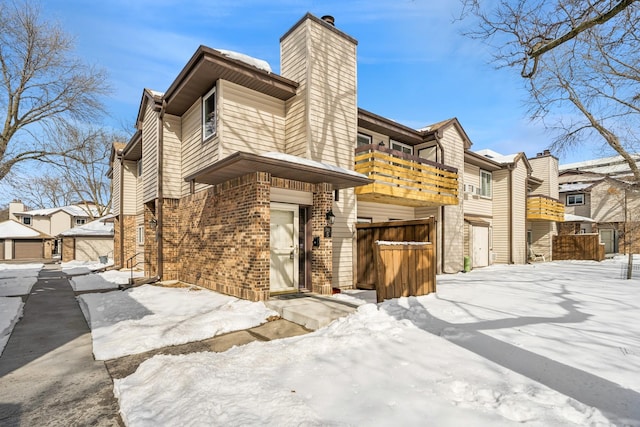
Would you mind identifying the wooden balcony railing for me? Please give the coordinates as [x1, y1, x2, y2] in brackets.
[354, 144, 458, 207]
[527, 195, 565, 222]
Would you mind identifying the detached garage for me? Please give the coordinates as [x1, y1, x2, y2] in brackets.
[59, 216, 114, 262]
[0, 220, 53, 260]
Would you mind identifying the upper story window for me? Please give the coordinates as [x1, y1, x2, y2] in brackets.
[566, 193, 584, 206]
[76, 218, 86, 226]
[479, 170, 492, 198]
[202, 86, 217, 140]
[390, 139, 412, 155]
[22, 217, 31, 225]
[357, 133, 372, 147]
[137, 159, 142, 178]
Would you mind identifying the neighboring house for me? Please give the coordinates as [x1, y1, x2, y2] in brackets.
[110, 13, 563, 302]
[0, 219, 53, 260]
[59, 216, 115, 262]
[559, 155, 640, 254]
[9, 201, 102, 255]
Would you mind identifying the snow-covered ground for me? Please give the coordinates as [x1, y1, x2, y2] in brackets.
[0, 263, 43, 296]
[0, 263, 43, 355]
[114, 258, 640, 426]
[78, 285, 278, 360]
[62, 260, 144, 291]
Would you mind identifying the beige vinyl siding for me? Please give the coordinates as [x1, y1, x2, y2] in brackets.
[112, 160, 121, 216]
[356, 201, 416, 223]
[142, 102, 159, 203]
[50, 211, 72, 236]
[530, 221, 554, 260]
[136, 164, 144, 215]
[440, 127, 465, 273]
[218, 80, 286, 158]
[181, 99, 217, 196]
[463, 163, 493, 217]
[75, 237, 113, 262]
[511, 158, 528, 264]
[333, 188, 356, 288]
[163, 114, 182, 199]
[307, 22, 356, 170]
[122, 160, 138, 215]
[32, 217, 51, 235]
[529, 155, 559, 198]
[590, 181, 640, 223]
[281, 22, 308, 158]
[492, 169, 510, 264]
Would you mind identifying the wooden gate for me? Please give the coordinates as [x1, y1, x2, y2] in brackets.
[356, 218, 436, 300]
[552, 234, 605, 261]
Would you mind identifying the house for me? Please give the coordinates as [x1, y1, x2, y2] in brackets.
[0, 219, 54, 260]
[110, 13, 563, 302]
[9, 201, 102, 256]
[559, 155, 640, 254]
[59, 216, 115, 262]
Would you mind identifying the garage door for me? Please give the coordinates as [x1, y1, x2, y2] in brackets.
[14, 240, 43, 259]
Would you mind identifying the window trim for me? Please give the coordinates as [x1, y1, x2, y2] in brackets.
[479, 169, 492, 198]
[202, 85, 217, 141]
[137, 225, 145, 245]
[390, 139, 413, 155]
[357, 132, 372, 147]
[75, 218, 86, 226]
[566, 193, 585, 206]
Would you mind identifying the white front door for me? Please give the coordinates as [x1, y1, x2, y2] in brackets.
[472, 226, 490, 268]
[270, 203, 299, 292]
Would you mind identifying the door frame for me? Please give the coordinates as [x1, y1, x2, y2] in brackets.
[270, 202, 299, 294]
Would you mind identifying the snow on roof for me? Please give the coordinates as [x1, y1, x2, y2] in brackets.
[0, 220, 45, 238]
[261, 152, 369, 179]
[560, 154, 640, 173]
[217, 49, 272, 73]
[474, 149, 518, 164]
[16, 204, 101, 218]
[59, 215, 114, 237]
[564, 213, 596, 222]
[558, 183, 593, 193]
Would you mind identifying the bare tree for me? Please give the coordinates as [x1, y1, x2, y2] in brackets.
[6, 124, 121, 219]
[0, 0, 108, 181]
[461, 0, 640, 181]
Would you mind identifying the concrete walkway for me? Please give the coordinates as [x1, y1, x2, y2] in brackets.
[0, 265, 122, 427]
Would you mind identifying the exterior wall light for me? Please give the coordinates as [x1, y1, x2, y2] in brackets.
[326, 210, 336, 225]
[149, 218, 158, 229]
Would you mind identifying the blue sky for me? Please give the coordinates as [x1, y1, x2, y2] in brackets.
[36, 2, 612, 164]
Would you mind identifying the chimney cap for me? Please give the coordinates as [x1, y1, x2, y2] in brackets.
[321, 15, 335, 26]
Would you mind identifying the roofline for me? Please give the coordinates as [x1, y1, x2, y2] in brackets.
[280, 13, 358, 46]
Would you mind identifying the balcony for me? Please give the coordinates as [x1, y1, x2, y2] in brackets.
[354, 144, 458, 207]
[527, 195, 565, 222]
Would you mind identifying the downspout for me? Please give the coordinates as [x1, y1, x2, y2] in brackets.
[431, 130, 447, 274]
[119, 154, 125, 268]
[508, 166, 514, 264]
[156, 100, 166, 280]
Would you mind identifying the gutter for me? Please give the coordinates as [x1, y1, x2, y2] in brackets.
[508, 165, 514, 264]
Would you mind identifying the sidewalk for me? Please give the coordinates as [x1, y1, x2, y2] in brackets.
[0, 265, 122, 426]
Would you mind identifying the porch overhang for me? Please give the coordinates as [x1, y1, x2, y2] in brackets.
[185, 151, 372, 189]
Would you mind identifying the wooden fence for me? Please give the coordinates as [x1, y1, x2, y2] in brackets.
[552, 234, 605, 261]
[356, 218, 436, 301]
[375, 242, 436, 303]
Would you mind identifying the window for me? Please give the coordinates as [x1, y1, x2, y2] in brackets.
[202, 86, 217, 140]
[137, 159, 142, 178]
[479, 170, 492, 198]
[357, 133, 372, 147]
[390, 139, 413, 155]
[357, 217, 372, 224]
[75, 218, 86, 226]
[566, 193, 584, 206]
[22, 217, 31, 225]
[137, 226, 144, 245]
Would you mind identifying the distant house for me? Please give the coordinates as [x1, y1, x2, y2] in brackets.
[9, 201, 103, 256]
[59, 216, 115, 262]
[559, 155, 640, 254]
[0, 219, 53, 260]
